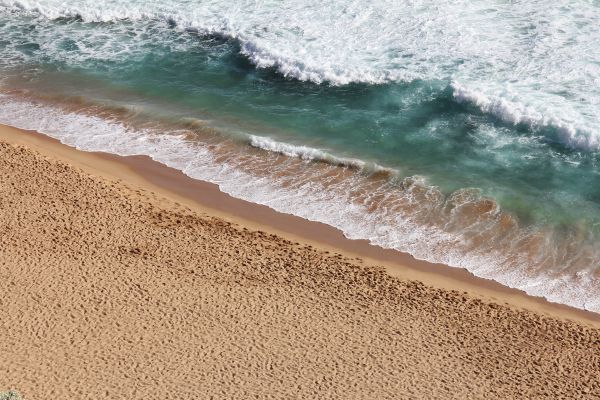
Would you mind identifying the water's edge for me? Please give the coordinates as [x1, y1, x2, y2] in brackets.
[3, 121, 600, 325]
[0, 93, 598, 313]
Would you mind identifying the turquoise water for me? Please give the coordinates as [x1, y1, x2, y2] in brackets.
[1, 2, 600, 311]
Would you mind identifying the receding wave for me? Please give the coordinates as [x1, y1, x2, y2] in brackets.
[0, 92, 599, 313]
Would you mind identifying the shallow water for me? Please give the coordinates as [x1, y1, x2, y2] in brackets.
[1, 1, 600, 311]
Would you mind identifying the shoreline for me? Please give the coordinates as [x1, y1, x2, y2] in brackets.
[1, 123, 598, 326]
[2, 121, 600, 398]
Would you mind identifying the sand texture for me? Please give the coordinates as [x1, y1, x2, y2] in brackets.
[1, 138, 599, 399]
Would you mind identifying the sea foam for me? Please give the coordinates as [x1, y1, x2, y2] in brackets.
[1, 0, 599, 151]
[248, 135, 392, 173]
[451, 82, 600, 151]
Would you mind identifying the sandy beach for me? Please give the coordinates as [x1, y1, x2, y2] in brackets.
[0, 123, 599, 399]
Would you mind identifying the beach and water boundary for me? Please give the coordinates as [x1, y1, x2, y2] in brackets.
[2, 90, 600, 314]
[2, 123, 599, 326]
[1, 123, 599, 398]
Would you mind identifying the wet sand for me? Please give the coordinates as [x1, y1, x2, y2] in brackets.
[0, 124, 599, 399]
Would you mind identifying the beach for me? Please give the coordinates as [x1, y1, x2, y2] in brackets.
[1, 123, 599, 399]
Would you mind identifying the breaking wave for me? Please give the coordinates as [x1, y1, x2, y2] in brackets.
[248, 135, 393, 173]
[451, 82, 600, 152]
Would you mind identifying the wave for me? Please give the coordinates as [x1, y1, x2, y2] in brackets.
[451, 81, 600, 152]
[0, 92, 599, 313]
[248, 135, 393, 174]
[0, 0, 409, 85]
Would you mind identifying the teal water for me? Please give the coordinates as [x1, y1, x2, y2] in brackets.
[1, 2, 599, 310]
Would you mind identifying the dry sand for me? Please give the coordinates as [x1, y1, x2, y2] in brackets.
[0, 124, 599, 399]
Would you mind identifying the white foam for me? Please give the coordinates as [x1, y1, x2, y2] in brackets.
[0, 94, 598, 313]
[248, 135, 392, 172]
[1, 0, 600, 145]
[451, 82, 600, 151]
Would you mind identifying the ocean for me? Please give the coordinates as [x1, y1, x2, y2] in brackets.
[1, 0, 599, 311]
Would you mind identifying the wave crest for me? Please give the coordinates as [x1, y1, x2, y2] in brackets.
[248, 135, 393, 174]
[451, 81, 600, 151]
